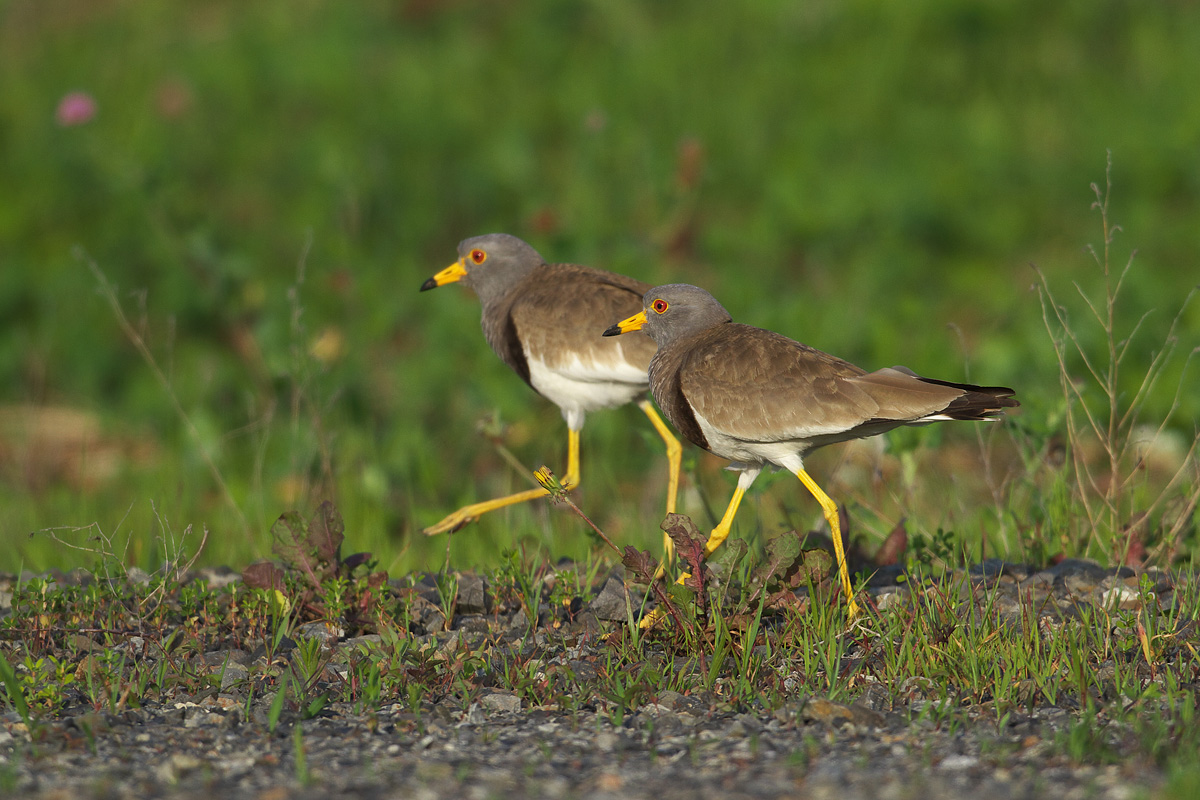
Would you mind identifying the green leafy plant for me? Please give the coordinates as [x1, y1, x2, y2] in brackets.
[287, 635, 334, 720]
[0, 655, 36, 734]
[242, 501, 390, 632]
[266, 673, 289, 734]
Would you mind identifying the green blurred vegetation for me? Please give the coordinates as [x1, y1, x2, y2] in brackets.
[1, 0, 1197, 573]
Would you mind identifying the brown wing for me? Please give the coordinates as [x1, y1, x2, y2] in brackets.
[509, 263, 657, 380]
[674, 324, 882, 443]
[849, 367, 1016, 422]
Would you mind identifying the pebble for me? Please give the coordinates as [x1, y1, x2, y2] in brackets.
[479, 691, 522, 714]
[295, 620, 345, 644]
[589, 573, 634, 621]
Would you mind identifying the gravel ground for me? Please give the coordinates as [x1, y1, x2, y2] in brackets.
[0, 558, 1186, 800]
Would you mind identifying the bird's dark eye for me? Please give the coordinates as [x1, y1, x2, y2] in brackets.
[652, 299, 669, 314]
[470, 249, 487, 265]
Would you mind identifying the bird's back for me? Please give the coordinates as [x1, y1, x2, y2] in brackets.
[651, 321, 1017, 458]
[483, 263, 652, 384]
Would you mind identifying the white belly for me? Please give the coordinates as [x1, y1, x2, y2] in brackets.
[693, 409, 806, 473]
[527, 352, 648, 431]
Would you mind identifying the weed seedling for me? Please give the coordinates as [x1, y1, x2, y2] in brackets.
[267, 673, 290, 734]
[293, 725, 312, 786]
[0, 655, 37, 739]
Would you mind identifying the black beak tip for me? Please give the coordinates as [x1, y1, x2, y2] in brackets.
[419, 277, 438, 292]
[601, 324, 622, 337]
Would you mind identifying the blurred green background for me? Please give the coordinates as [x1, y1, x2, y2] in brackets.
[2, 0, 1197, 574]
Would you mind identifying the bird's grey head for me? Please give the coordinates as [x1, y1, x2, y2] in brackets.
[420, 233, 547, 304]
[638, 283, 733, 346]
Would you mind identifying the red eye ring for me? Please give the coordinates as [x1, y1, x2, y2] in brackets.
[470, 249, 487, 265]
[651, 299, 669, 314]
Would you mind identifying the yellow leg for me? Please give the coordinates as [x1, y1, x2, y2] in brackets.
[794, 468, 860, 619]
[703, 481, 748, 557]
[637, 399, 682, 564]
[422, 429, 582, 536]
[561, 428, 581, 490]
[663, 480, 748, 584]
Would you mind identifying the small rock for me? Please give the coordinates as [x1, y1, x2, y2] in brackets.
[1048, 558, 1108, 582]
[479, 691, 522, 714]
[218, 663, 249, 691]
[421, 606, 448, 635]
[1101, 584, 1143, 610]
[794, 697, 885, 728]
[456, 573, 490, 614]
[435, 631, 463, 655]
[1023, 571, 1056, 588]
[589, 576, 632, 622]
[508, 607, 530, 631]
[155, 753, 204, 784]
[184, 711, 220, 729]
[940, 754, 979, 770]
[969, 559, 1028, 580]
[295, 620, 344, 644]
[655, 690, 686, 710]
[874, 589, 907, 611]
[640, 703, 674, 718]
[454, 615, 491, 634]
[343, 634, 384, 652]
[595, 731, 619, 752]
[203, 648, 251, 667]
[857, 683, 892, 714]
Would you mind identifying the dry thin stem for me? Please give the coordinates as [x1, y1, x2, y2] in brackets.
[141, 502, 210, 611]
[1035, 278, 1105, 534]
[534, 466, 622, 555]
[35, 500, 209, 616]
[1033, 152, 1200, 561]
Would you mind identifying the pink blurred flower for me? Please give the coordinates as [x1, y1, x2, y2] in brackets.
[56, 91, 97, 126]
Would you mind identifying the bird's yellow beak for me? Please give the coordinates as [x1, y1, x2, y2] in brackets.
[602, 310, 647, 337]
[420, 259, 468, 291]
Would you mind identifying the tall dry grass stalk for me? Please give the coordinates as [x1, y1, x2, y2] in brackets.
[1034, 154, 1199, 564]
